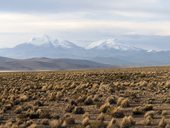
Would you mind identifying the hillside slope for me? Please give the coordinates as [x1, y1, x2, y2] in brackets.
[0, 57, 111, 70]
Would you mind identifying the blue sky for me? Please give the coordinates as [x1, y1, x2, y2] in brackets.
[0, 0, 169, 48]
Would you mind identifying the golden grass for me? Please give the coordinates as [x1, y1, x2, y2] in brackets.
[0, 66, 170, 127]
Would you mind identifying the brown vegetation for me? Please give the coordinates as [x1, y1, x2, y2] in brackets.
[0, 66, 170, 127]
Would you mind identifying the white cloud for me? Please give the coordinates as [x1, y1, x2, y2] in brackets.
[0, 13, 169, 34]
[0, 0, 169, 47]
[112, 11, 156, 19]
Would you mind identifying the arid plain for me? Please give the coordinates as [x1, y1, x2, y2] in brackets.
[0, 67, 170, 128]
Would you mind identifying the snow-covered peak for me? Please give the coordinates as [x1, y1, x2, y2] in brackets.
[28, 35, 77, 49]
[53, 40, 77, 48]
[86, 39, 140, 51]
[147, 49, 165, 53]
[29, 35, 52, 46]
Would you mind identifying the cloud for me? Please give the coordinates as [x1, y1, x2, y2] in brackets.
[0, 12, 170, 36]
[0, 0, 162, 13]
[0, 0, 169, 47]
[0, 0, 167, 22]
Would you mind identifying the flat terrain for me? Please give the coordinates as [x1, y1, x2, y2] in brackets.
[0, 67, 170, 127]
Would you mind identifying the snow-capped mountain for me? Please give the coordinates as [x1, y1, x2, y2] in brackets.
[29, 35, 52, 46]
[0, 35, 84, 59]
[0, 35, 170, 67]
[86, 39, 141, 51]
[29, 35, 78, 49]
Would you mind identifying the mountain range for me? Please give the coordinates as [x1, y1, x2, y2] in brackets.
[0, 57, 111, 71]
[0, 35, 170, 67]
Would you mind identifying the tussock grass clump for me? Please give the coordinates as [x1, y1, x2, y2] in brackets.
[37, 109, 51, 119]
[97, 113, 105, 122]
[82, 116, 90, 127]
[120, 99, 130, 108]
[25, 120, 34, 127]
[33, 100, 44, 107]
[120, 116, 136, 128]
[95, 121, 107, 128]
[48, 93, 56, 101]
[133, 105, 154, 116]
[14, 106, 23, 114]
[27, 123, 38, 128]
[65, 105, 75, 113]
[98, 83, 111, 93]
[85, 125, 92, 128]
[84, 96, 94, 105]
[107, 118, 119, 128]
[77, 96, 86, 104]
[144, 116, 153, 126]
[49, 119, 62, 128]
[165, 124, 170, 128]
[117, 97, 130, 108]
[62, 117, 75, 127]
[161, 110, 169, 117]
[83, 112, 90, 118]
[13, 99, 21, 105]
[41, 85, 48, 91]
[144, 111, 155, 119]
[73, 106, 85, 114]
[51, 113, 60, 120]
[111, 107, 125, 118]
[40, 119, 49, 125]
[99, 103, 110, 113]
[158, 117, 167, 128]
[19, 94, 29, 102]
[0, 121, 13, 128]
[56, 92, 63, 100]
[143, 104, 153, 111]
[93, 94, 100, 102]
[117, 97, 124, 106]
[132, 107, 144, 115]
[165, 98, 170, 104]
[4, 103, 13, 111]
[106, 96, 117, 105]
[27, 110, 40, 119]
[139, 81, 148, 86]
[70, 100, 77, 106]
[127, 116, 136, 125]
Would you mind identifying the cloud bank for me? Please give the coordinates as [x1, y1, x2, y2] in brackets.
[0, 0, 169, 47]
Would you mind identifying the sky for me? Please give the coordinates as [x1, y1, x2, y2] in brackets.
[0, 0, 170, 48]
